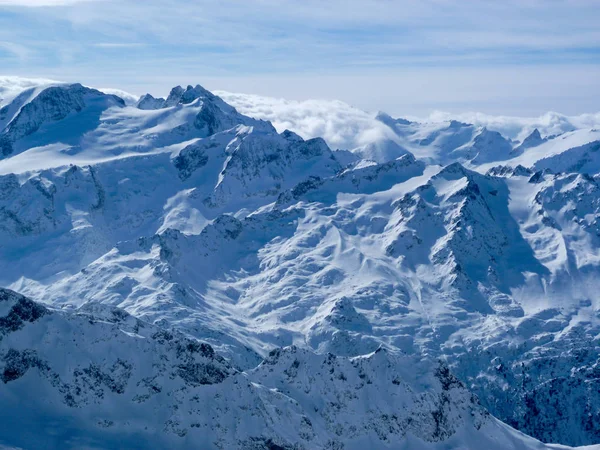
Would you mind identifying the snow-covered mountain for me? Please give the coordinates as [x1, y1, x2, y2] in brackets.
[0, 287, 591, 449]
[1, 77, 600, 449]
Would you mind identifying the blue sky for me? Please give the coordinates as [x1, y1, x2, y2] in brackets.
[0, 0, 599, 116]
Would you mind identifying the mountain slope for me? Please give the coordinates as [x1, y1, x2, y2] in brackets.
[1, 287, 575, 450]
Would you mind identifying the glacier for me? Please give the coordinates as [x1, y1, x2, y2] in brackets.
[0, 77, 599, 449]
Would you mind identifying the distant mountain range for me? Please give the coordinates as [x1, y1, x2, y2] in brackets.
[0, 77, 599, 449]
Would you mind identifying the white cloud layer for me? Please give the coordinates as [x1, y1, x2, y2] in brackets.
[98, 87, 138, 105]
[217, 91, 600, 149]
[215, 91, 396, 151]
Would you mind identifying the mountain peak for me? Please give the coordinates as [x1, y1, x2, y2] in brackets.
[0, 83, 124, 157]
[522, 128, 545, 147]
[449, 119, 471, 129]
[376, 111, 411, 127]
[164, 84, 213, 107]
[136, 93, 165, 110]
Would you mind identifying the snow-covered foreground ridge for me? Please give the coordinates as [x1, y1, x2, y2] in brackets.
[0, 287, 594, 450]
[0, 77, 599, 449]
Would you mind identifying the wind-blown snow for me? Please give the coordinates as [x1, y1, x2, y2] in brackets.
[0, 76, 59, 107]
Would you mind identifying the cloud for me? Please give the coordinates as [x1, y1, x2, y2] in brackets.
[215, 91, 396, 151]
[97, 87, 138, 105]
[216, 90, 600, 150]
[0, 75, 58, 106]
[3, 1, 600, 66]
[0, 41, 32, 60]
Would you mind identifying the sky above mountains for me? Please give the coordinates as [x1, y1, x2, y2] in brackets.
[0, 0, 599, 116]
